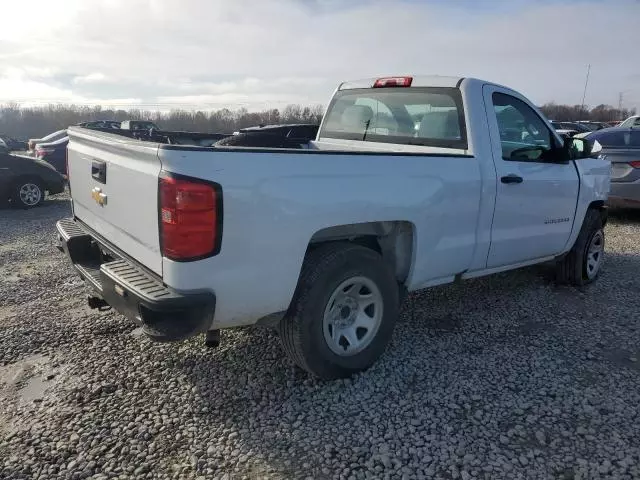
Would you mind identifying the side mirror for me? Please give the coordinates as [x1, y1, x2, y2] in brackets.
[563, 137, 602, 159]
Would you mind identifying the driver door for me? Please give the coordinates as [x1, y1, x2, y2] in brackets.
[483, 85, 580, 268]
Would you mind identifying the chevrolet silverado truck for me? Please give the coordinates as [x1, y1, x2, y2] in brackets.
[56, 76, 610, 379]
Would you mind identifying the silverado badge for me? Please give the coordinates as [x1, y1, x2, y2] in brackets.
[91, 187, 107, 206]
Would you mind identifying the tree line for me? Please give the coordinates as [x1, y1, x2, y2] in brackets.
[538, 103, 636, 122]
[0, 101, 635, 140]
[0, 103, 325, 139]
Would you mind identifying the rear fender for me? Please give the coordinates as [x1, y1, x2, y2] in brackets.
[309, 221, 415, 284]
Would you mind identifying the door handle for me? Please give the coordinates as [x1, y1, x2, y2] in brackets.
[501, 174, 523, 184]
[91, 160, 107, 184]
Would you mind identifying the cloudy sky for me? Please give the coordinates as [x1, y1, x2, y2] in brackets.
[0, 0, 638, 111]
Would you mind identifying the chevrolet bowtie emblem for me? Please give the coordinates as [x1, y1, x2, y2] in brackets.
[91, 187, 107, 206]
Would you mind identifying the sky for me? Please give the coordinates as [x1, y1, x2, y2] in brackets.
[0, 0, 638, 112]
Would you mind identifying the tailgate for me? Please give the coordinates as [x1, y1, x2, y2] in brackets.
[67, 127, 163, 275]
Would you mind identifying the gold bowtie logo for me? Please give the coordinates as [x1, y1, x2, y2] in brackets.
[91, 187, 107, 206]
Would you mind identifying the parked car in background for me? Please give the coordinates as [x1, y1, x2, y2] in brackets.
[217, 123, 319, 148]
[28, 129, 67, 153]
[576, 121, 609, 131]
[550, 121, 592, 135]
[0, 135, 28, 152]
[618, 115, 640, 128]
[240, 123, 319, 143]
[77, 120, 121, 129]
[57, 75, 609, 379]
[120, 120, 159, 131]
[554, 128, 578, 138]
[36, 136, 69, 175]
[121, 129, 229, 147]
[586, 127, 640, 209]
[549, 121, 579, 138]
[0, 152, 65, 208]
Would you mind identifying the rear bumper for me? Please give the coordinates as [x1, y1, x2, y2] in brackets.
[56, 217, 215, 342]
[608, 182, 640, 209]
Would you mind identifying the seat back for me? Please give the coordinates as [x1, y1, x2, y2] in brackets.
[418, 110, 460, 139]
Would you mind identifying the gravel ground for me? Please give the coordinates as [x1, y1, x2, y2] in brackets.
[1, 192, 640, 480]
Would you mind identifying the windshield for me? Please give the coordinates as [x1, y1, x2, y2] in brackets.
[619, 116, 640, 128]
[318, 87, 467, 149]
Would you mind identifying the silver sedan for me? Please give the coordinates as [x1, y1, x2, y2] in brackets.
[586, 127, 640, 208]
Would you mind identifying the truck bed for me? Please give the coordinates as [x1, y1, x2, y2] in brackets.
[65, 124, 480, 327]
[87, 126, 230, 147]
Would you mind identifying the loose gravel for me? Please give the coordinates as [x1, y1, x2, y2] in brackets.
[1, 193, 640, 480]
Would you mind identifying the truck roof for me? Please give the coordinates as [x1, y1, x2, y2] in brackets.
[339, 75, 462, 90]
[338, 76, 511, 92]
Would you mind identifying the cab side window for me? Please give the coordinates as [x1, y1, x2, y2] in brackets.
[492, 92, 557, 161]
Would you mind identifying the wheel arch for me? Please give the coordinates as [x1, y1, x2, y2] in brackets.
[307, 220, 415, 285]
[13, 174, 46, 188]
[588, 199, 608, 227]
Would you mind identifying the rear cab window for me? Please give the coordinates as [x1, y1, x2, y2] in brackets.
[318, 87, 467, 149]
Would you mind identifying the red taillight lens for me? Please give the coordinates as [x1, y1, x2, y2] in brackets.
[630, 161, 640, 169]
[159, 174, 221, 261]
[37, 147, 54, 158]
[373, 76, 413, 88]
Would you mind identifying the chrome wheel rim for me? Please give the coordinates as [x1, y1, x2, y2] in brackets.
[19, 183, 42, 206]
[322, 276, 383, 356]
[586, 230, 604, 279]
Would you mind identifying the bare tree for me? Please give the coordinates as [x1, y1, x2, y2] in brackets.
[0, 103, 325, 139]
[539, 103, 636, 122]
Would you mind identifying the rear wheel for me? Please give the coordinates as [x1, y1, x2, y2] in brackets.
[11, 178, 44, 209]
[556, 209, 604, 285]
[279, 243, 399, 380]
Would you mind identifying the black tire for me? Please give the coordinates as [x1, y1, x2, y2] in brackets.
[11, 177, 45, 209]
[279, 242, 399, 380]
[556, 209, 604, 286]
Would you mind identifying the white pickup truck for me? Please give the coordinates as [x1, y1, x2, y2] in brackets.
[57, 75, 610, 379]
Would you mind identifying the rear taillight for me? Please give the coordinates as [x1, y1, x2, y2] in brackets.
[373, 76, 413, 88]
[159, 173, 222, 261]
[630, 161, 640, 169]
[36, 147, 54, 158]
